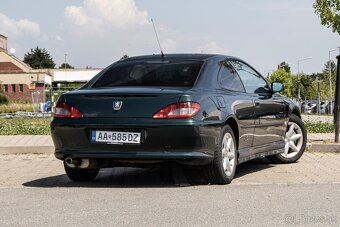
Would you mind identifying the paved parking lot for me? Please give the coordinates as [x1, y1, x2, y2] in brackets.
[1, 152, 340, 226]
[0, 152, 339, 188]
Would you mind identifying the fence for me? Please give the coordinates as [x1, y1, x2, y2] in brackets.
[0, 111, 52, 119]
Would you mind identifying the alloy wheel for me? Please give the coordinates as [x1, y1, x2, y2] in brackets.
[283, 122, 303, 158]
[221, 132, 236, 176]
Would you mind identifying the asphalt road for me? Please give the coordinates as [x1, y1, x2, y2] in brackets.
[0, 153, 340, 226]
[0, 185, 339, 226]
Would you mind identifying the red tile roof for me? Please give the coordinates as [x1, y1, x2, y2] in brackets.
[0, 62, 24, 73]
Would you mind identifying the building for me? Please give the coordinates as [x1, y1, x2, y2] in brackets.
[0, 34, 105, 106]
[0, 34, 52, 103]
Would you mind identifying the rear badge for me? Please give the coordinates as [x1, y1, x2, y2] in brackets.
[113, 101, 123, 111]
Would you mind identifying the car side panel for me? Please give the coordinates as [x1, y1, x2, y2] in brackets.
[253, 93, 289, 147]
[205, 91, 256, 150]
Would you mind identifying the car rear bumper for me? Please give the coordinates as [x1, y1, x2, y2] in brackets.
[54, 149, 213, 165]
[51, 120, 220, 166]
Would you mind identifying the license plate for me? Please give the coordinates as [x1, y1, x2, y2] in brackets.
[91, 130, 141, 144]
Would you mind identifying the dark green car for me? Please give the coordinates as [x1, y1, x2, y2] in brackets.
[51, 54, 306, 184]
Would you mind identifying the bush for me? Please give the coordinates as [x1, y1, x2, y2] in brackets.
[0, 103, 34, 113]
[0, 93, 9, 105]
[0, 118, 51, 135]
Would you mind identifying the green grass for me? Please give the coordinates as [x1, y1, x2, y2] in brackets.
[304, 122, 335, 133]
[0, 118, 51, 135]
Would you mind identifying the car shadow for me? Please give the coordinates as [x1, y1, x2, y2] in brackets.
[234, 157, 275, 180]
[22, 158, 275, 188]
[23, 167, 178, 188]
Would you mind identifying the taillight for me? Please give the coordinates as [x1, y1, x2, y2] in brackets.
[54, 102, 83, 118]
[153, 102, 200, 119]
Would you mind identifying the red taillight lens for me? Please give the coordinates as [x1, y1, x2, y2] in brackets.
[54, 102, 83, 118]
[153, 102, 200, 119]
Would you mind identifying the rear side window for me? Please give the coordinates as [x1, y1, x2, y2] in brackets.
[218, 61, 245, 92]
[230, 61, 269, 94]
[93, 61, 203, 88]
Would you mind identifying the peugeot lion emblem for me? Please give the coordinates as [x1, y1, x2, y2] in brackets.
[113, 101, 123, 111]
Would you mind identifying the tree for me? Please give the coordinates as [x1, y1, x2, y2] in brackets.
[323, 60, 336, 76]
[268, 68, 293, 97]
[23, 47, 56, 69]
[278, 61, 291, 73]
[321, 60, 336, 98]
[59, 63, 74, 69]
[313, 0, 340, 34]
[0, 81, 9, 105]
[299, 74, 315, 100]
[309, 72, 324, 81]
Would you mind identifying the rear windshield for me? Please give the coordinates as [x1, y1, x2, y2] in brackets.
[92, 60, 203, 88]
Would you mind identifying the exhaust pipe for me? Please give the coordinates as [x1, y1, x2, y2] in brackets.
[65, 157, 91, 168]
[65, 157, 79, 165]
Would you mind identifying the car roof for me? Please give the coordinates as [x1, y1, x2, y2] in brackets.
[119, 53, 233, 62]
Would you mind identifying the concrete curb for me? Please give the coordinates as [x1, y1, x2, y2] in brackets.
[307, 143, 340, 153]
[0, 146, 54, 155]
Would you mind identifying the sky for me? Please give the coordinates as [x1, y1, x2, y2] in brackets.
[0, 0, 339, 75]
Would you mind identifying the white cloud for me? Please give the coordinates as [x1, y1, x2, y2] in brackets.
[0, 13, 41, 38]
[196, 41, 229, 54]
[64, 0, 149, 30]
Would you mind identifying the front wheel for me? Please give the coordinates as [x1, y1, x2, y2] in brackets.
[204, 125, 237, 184]
[266, 114, 307, 164]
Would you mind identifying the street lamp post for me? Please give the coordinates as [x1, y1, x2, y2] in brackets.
[297, 57, 312, 101]
[329, 47, 340, 114]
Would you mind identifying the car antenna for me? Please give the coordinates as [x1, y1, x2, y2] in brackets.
[151, 18, 164, 59]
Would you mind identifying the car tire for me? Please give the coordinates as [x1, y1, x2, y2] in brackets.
[64, 162, 99, 182]
[266, 114, 306, 164]
[204, 125, 237, 185]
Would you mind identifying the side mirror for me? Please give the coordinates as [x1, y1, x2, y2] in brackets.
[271, 82, 284, 93]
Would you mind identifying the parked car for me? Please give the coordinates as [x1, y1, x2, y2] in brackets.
[300, 101, 307, 113]
[319, 101, 329, 114]
[306, 102, 317, 114]
[51, 54, 307, 184]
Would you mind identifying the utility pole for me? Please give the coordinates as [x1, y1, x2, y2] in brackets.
[317, 77, 321, 114]
[335, 55, 340, 143]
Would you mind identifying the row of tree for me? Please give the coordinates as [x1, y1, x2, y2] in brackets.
[268, 60, 337, 100]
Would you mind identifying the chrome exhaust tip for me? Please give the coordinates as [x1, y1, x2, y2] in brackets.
[65, 157, 91, 169]
[65, 157, 79, 165]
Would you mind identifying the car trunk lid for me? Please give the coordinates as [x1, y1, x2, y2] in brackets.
[61, 87, 190, 118]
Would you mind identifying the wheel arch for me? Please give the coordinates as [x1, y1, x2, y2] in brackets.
[291, 108, 301, 118]
[224, 116, 239, 150]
